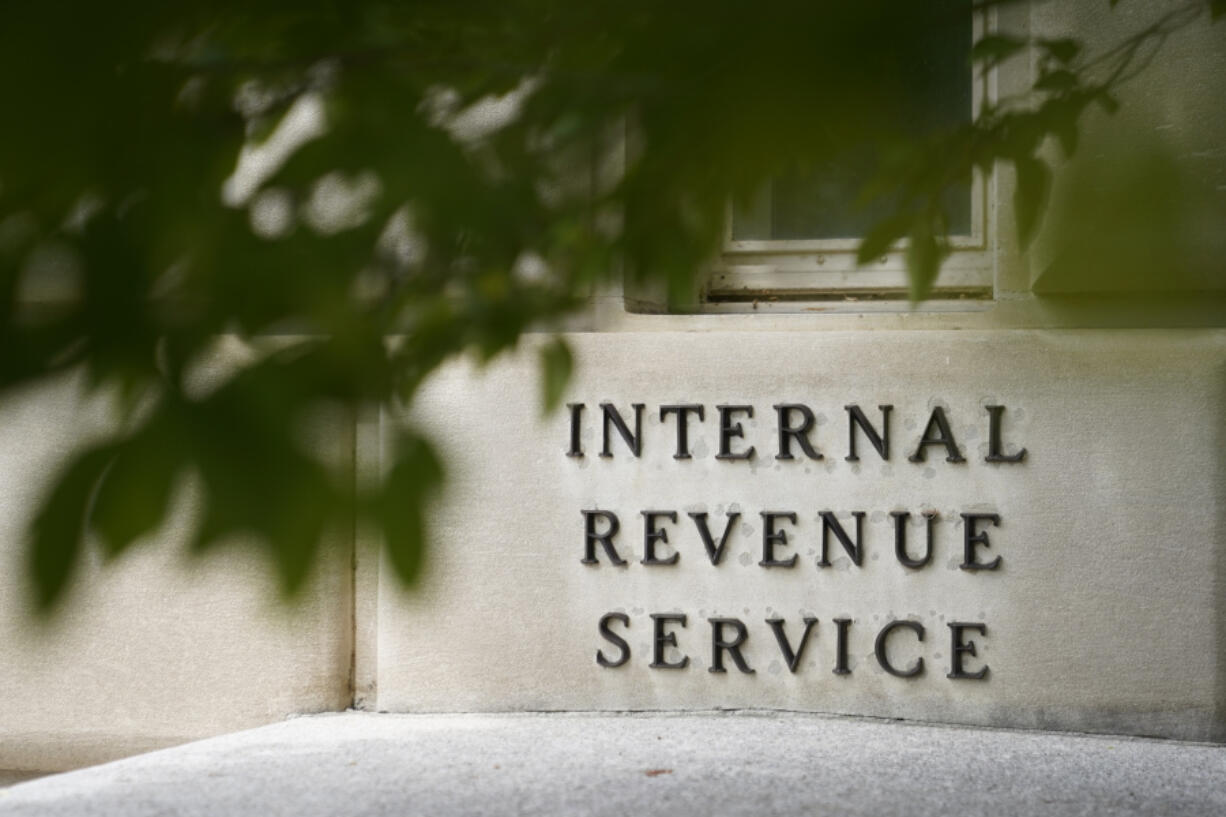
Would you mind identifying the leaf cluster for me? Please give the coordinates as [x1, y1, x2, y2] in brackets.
[0, 0, 1219, 609]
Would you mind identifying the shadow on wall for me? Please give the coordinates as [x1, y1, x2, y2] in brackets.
[1033, 136, 1226, 296]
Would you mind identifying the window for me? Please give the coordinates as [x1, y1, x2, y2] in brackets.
[707, 2, 992, 308]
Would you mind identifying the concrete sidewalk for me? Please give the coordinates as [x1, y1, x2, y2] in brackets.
[2, 711, 1225, 816]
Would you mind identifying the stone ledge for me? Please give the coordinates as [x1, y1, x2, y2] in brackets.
[3, 711, 1225, 816]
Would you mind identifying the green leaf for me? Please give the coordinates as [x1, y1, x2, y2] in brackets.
[1013, 156, 1051, 250]
[1, 0, 1213, 611]
[29, 445, 115, 612]
[1212, 0, 1226, 20]
[91, 450, 176, 559]
[905, 216, 946, 302]
[377, 433, 443, 587]
[174, 352, 350, 597]
[539, 336, 573, 415]
[856, 211, 912, 265]
[91, 419, 181, 559]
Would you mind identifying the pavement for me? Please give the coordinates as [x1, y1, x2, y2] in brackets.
[2, 711, 1225, 816]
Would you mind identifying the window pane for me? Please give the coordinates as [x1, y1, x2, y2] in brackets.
[732, 1, 973, 241]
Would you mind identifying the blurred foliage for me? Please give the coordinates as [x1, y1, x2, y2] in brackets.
[0, 0, 1221, 610]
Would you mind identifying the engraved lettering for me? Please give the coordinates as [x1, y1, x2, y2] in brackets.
[581, 510, 626, 566]
[766, 617, 819, 673]
[600, 402, 644, 458]
[875, 619, 925, 678]
[641, 510, 680, 566]
[759, 511, 799, 568]
[715, 405, 755, 461]
[709, 618, 755, 674]
[650, 613, 689, 669]
[773, 403, 823, 461]
[985, 405, 1027, 463]
[961, 513, 1002, 571]
[909, 406, 966, 463]
[947, 622, 989, 680]
[818, 511, 865, 567]
[689, 511, 739, 566]
[596, 612, 630, 667]
[660, 404, 704, 459]
[846, 404, 892, 462]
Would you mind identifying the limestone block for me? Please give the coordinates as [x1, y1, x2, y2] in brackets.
[0, 372, 352, 772]
[376, 329, 1226, 741]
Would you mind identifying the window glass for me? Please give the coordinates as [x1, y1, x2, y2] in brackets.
[731, 0, 974, 241]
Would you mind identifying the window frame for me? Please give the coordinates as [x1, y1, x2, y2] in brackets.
[705, 7, 995, 307]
